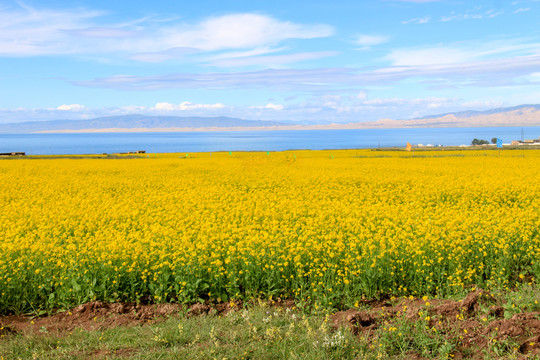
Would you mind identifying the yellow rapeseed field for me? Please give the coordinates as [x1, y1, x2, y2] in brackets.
[1, 149, 539, 314]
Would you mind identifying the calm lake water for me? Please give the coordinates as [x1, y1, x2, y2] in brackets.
[0, 127, 538, 155]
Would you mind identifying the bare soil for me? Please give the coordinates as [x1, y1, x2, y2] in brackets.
[1, 291, 538, 359]
[0, 298, 293, 335]
[1, 302, 183, 335]
[331, 290, 540, 359]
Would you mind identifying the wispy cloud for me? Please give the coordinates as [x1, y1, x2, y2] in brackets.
[354, 34, 390, 49]
[0, 3, 334, 64]
[386, 47, 472, 66]
[515, 72, 540, 84]
[401, 16, 431, 24]
[371, 54, 540, 88]
[158, 13, 333, 52]
[386, 38, 540, 67]
[514, 7, 531, 13]
[208, 47, 286, 61]
[154, 102, 226, 111]
[64, 27, 138, 38]
[0, 95, 516, 124]
[440, 8, 504, 22]
[360, 96, 454, 108]
[0, 4, 103, 56]
[73, 46, 540, 92]
[249, 103, 284, 110]
[355, 34, 389, 46]
[57, 104, 86, 111]
[206, 51, 337, 67]
[280, 93, 466, 122]
[460, 100, 504, 108]
[128, 47, 200, 63]
[72, 68, 363, 91]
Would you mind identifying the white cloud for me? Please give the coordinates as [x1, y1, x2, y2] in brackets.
[209, 47, 285, 61]
[441, 13, 480, 22]
[249, 103, 284, 110]
[516, 72, 540, 83]
[0, 95, 526, 125]
[286, 94, 467, 121]
[386, 39, 540, 67]
[360, 96, 454, 107]
[0, 5, 103, 56]
[514, 7, 531, 13]
[162, 13, 333, 52]
[74, 51, 540, 92]
[357, 91, 368, 100]
[154, 102, 226, 111]
[460, 100, 504, 108]
[128, 47, 199, 63]
[207, 51, 337, 67]
[70, 36, 540, 93]
[386, 47, 473, 66]
[401, 16, 431, 24]
[0, 4, 333, 62]
[57, 104, 86, 111]
[118, 105, 147, 113]
[73, 68, 362, 90]
[440, 8, 504, 22]
[74, 50, 540, 92]
[355, 34, 389, 47]
[65, 27, 137, 38]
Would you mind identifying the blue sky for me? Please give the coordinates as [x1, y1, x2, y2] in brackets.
[1, 0, 540, 124]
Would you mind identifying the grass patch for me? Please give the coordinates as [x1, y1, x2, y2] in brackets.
[2, 286, 540, 359]
[1, 305, 362, 359]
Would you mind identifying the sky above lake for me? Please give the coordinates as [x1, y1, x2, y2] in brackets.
[1, 0, 540, 124]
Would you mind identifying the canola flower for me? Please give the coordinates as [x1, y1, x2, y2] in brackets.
[0, 149, 539, 314]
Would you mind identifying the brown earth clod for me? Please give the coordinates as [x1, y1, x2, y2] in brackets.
[519, 335, 540, 354]
[461, 289, 486, 315]
[187, 303, 211, 317]
[488, 305, 504, 318]
[330, 309, 378, 334]
[0, 302, 185, 335]
[330, 290, 540, 359]
[2, 290, 540, 360]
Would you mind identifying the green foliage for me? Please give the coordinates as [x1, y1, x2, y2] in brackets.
[1, 307, 364, 360]
[4, 287, 540, 359]
[471, 138, 490, 145]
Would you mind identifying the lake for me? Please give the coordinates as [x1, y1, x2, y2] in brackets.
[0, 127, 538, 155]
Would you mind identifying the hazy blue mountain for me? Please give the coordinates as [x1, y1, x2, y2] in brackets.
[1, 104, 540, 133]
[414, 104, 540, 120]
[0, 115, 289, 133]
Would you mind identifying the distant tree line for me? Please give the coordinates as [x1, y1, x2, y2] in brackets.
[471, 138, 490, 145]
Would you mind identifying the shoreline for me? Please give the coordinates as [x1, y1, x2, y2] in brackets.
[35, 122, 540, 133]
[2, 145, 540, 159]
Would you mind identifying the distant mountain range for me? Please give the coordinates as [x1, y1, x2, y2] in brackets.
[0, 115, 288, 133]
[357, 104, 540, 129]
[414, 104, 540, 120]
[1, 105, 540, 133]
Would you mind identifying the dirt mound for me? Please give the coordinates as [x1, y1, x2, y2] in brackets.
[1, 301, 184, 334]
[0, 299, 282, 335]
[2, 292, 539, 359]
[331, 309, 377, 334]
[331, 290, 540, 359]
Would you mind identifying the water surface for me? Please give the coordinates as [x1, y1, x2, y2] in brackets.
[0, 127, 538, 155]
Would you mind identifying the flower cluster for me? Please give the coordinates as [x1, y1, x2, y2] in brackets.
[1, 149, 539, 313]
